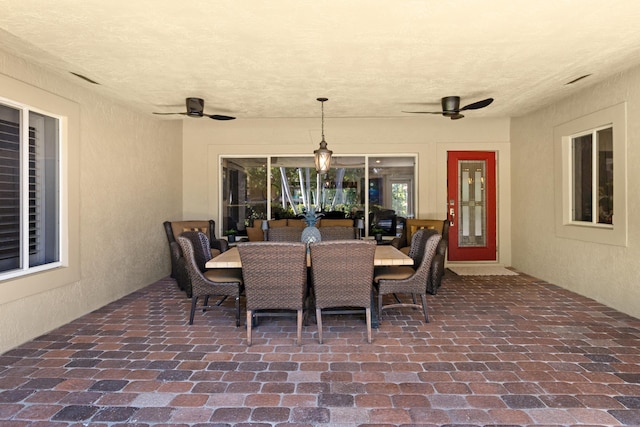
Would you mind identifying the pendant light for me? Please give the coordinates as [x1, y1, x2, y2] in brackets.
[314, 97, 333, 174]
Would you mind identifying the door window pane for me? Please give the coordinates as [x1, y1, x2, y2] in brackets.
[457, 160, 486, 247]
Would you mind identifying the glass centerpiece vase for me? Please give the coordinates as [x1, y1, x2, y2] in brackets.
[300, 207, 323, 249]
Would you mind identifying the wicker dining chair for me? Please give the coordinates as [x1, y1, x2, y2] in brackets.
[309, 239, 377, 344]
[373, 229, 441, 323]
[266, 227, 303, 241]
[237, 242, 308, 346]
[318, 226, 358, 241]
[177, 235, 244, 326]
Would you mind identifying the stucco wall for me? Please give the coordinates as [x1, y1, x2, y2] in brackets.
[511, 65, 640, 319]
[181, 115, 512, 265]
[0, 49, 183, 353]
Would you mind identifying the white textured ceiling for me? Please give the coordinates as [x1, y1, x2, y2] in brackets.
[1, 1, 640, 119]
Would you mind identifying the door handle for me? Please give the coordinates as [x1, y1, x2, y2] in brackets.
[449, 207, 455, 226]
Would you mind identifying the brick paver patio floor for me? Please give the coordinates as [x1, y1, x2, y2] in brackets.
[1, 270, 640, 426]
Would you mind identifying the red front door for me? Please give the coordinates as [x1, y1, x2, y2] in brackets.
[447, 151, 497, 261]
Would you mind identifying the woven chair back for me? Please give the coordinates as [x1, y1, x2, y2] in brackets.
[177, 236, 213, 298]
[238, 242, 307, 311]
[319, 226, 358, 241]
[309, 239, 377, 309]
[405, 230, 441, 288]
[266, 227, 303, 241]
[179, 231, 212, 272]
[407, 228, 438, 268]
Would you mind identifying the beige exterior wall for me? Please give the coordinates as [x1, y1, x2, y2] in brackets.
[0, 49, 183, 353]
[511, 64, 640, 319]
[0, 47, 514, 354]
[181, 115, 512, 265]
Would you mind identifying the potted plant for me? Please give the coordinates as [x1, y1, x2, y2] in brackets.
[371, 226, 384, 242]
[224, 229, 238, 243]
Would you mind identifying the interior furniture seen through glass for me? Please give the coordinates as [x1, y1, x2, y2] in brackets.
[221, 155, 415, 238]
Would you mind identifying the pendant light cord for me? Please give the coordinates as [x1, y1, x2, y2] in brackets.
[321, 99, 325, 141]
[317, 97, 328, 142]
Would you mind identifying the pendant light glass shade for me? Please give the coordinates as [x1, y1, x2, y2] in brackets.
[314, 98, 332, 174]
[314, 139, 332, 174]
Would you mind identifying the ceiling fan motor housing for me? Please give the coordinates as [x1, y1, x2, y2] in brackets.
[186, 97, 205, 117]
[441, 96, 461, 116]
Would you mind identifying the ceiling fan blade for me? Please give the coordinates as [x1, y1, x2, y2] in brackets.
[460, 98, 494, 111]
[401, 110, 444, 114]
[450, 113, 465, 120]
[206, 114, 236, 121]
[152, 112, 187, 116]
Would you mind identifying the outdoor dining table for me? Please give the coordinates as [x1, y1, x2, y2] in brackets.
[205, 244, 413, 328]
[205, 244, 413, 269]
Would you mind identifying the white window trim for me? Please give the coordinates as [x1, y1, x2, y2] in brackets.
[0, 101, 65, 280]
[553, 102, 627, 246]
[0, 73, 80, 305]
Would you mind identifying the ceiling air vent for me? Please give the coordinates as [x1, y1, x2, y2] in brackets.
[70, 72, 100, 85]
[565, 74, 591, 85]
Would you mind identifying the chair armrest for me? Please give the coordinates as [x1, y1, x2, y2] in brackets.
[390, 237, 402, 248]
[211, 238, 229, 253]
[427, 252, 445, 295]
[390, 233, 407, 249]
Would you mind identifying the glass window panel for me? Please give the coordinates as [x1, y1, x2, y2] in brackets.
[572, 134, 593, 222]
[475, 207, 483, 237]
[597, 127, 613, 225]
[222, 157, 268, 235]
[368, 156, 414, 236]
[391, 182, 408, 217]
[269, 156, 366, 219]
[570, 127, 613, 226]
[0, 105, 21, 272]
[461, 169, 469, 202]
[28, 111, 59, 267]
[474, 170, 482, 201]
[221, 155, 416, 238]
[462, 205, 470, 237]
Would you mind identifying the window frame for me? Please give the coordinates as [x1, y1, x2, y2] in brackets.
[554, 102, 627, 246]
[219, 154, 417, 237]
[570, 126, 613, 226]
[0, 102, 63, 279]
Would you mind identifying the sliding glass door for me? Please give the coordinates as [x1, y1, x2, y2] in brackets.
[221, 155, 415, 237]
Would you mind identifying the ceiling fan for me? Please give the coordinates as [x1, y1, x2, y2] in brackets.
[153, 97, 235, 120]
[402, 96, 493, 120]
